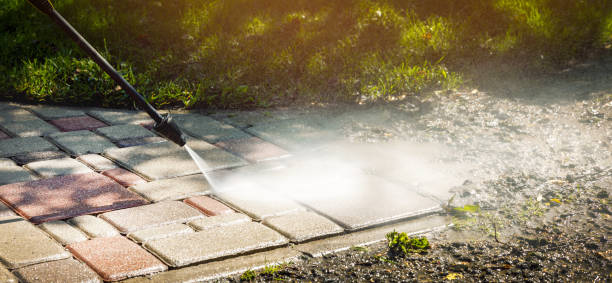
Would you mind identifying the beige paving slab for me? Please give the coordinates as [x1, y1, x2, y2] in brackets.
[0, 201, 16, 218]
[129, 174, 210, 202]
[0, 217, 71, 269]
[144, 221, 288, 267]
[77, 154, 118, 171]
[0, 164, 36, 185]
[0, 264, 18, 283]
[100, 201, 204, 233]
[294, 215, 450, 257]
[25, 157, 93, 178]
[187, 212, 251, 231]
[0, 158, 16, 167]
[263, 211, 344, 243]
[0, 136, 58, 158]
[39, 220, 89, 245]
[123, 247, 301, 283]
[13, 258, 102, 283]
[215, 189, 305, 220]
[104, 139, 247, 181]
[69, 215, 120, 238]
[128, 224, 194, 244]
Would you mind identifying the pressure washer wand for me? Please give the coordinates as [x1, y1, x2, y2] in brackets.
[27, 0, 186, 146]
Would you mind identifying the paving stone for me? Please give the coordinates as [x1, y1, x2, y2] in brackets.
[0, 108, 40, 123]
[69, 215, 120, 238]
[122, 247, 300, 283]
[263, 211, 344, 243]
[0, 172, 148, 224]
[0, 264, 18, 283]
[215, 137, 290, 163]
[67, 236, 167, 281]
[128, 175, 209, 203]
[0, 201, 16, 218]
[88, 110, 152, 126]
[49, 116, 107, 132]
[184, 196, 234, 216]
[294, 215, 450, 257]
[0, 136, 57, 157]
[99, 201, 204, 233]
[173, 114, 250, 143]
[101, 168, 146, 187]
[77, 154, 118, 171]
[0, 119, 60, 137]
[12, 150, 68, 165]
[245, 118, 339, 151]
[215, 189, 305, 220]
[144, 221, 288, 267]
[25, 157, 93, 178]
[0, 217, 71, 269]
[0, 130, 10, 139]
[49, 130, 117, 156]
[0, 164, 36, 185]
[27, 105, 86, 120]
[13, 258, 102, 283]
[38, 220, 89, 245]
[0, 158, 15, 167]
[127, 224, 194, 244]
[104, 139, 247, 180]
[187, 212, 251, 231]
[95, 124, 156, 141]
[115, 136, 166, 148]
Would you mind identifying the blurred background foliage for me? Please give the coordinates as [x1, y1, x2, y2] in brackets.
[1, 0, 611, 109]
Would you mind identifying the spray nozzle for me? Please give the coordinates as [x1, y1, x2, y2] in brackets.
[154, 114, 186, 147]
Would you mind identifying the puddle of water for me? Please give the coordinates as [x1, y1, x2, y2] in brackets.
[184, 145, 220, 193]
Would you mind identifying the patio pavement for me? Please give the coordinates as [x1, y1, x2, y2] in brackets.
[0, 102, 450, 282]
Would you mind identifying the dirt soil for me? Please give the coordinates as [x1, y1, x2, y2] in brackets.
[223, 55, 612, 282]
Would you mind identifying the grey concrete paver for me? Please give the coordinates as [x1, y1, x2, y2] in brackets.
[12, 151, 68, 165]
[77, 154, 118, 171]
[0, 164, 36, 185]
[122, 247, 301, 283]
[100, 201, 204, 233]
[87, 110, 152, 125]
[0, 217, 71, 269]
[95, 124, 156, 141]
[25, 157, 93, 178]
[1, 119, 60, 137]
[129, 174, 210, 202]
[104, 139, 247, 180]
[38, 220, 89, 245]
[27, 105, 86, 120]
[0, 136, 58, 157]
[0, 108, 38, 123]
[69, 215, 120, 238]
[245, 118, 339, 151]
[127, 223, 194, 244]
[13, 258, 102, 283]
[263, 211, 344, 243]
[215, 189, 305, 220]
[187, 212, 251, 231]
[0, 264, 18, 283]
[49, 130, 117, 156]
[173, 114, 250, 143]
[144, 221, 288, 267]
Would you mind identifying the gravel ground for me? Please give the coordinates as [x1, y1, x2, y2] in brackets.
[223, 56, 612, 282]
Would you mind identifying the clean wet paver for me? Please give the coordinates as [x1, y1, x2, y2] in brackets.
[215, 189, 305, 220]
[49, 130, 117, 156]
[77, 154, 118, 171]
[104, 139, 247, 180]
[127, 223, 194, 244]
[95, 124, 156, 141]
[49, 116, 107, 132]
[187, 212, 251, 231]
[173, 114, 251, 143]
[262, 211, 344, 243]
[129, 174, 210, 202]
[25, 157, 93, 178]
[101, 168, 147, 187]
[38, 220, 89, 245]
[12, 150, 68, 165]
[0, 217, 71, 269]
[215, 137, 290, 163]
[69, 215, 120, 238]
[1, 119, 60, 137]
[0, 136, 58, 157]
[13, 258, 102, 283]
[99, 201, 204, 233]
[184, 196, 234, 216]
[144, 221, 288, 267]
[0, 172, 148, 224]
[67, 236, 167, 281]
[0, 164, 36, 185]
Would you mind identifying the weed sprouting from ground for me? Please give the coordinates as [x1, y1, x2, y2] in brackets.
[239, 269, 256, 281]
[386, 231, 431, 258]
[239, 263, 289, 281]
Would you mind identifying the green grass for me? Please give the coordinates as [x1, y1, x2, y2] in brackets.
[1, 0, 611, 109]
[386, 231, 430, 257]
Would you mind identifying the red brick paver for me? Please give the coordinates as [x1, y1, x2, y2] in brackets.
[215, 137, 290, 163]
[50, 116, 107, 132]
[67, 236, 167, 281]
[102, 168, 147, 187]
[184, 196, 234, 216]
[0, 172, 148, 224]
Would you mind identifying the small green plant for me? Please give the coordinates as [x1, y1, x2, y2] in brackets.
[386, 231, 430, 257]
[240, 269, 256, 281]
